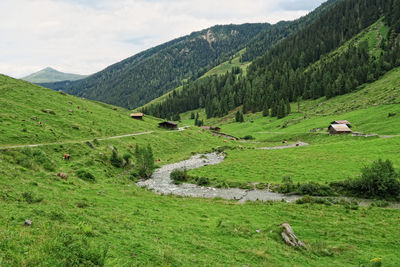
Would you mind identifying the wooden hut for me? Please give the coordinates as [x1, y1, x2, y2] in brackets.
[130, 113, 144, 120]
[201, 126, 221, 132]
[328, 124, 352, 134]
[159, 121, 178, 129]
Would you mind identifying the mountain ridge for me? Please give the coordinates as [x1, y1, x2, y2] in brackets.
[22, 67, 88, 83]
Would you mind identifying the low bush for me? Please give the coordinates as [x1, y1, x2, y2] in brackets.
[110, 149, 123, 168]
[242, 135, 255, 140]
[338, 159, 400, 199]
[170, 169, 188, 184]
[277, 176, 296, 193]
[297, 182, 334, 196]
[21, 191, 43, 204]
[76, 169, 95, 182]
[195, 177, 210, 186]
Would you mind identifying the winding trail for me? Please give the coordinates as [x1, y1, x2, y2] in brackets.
[0, 127, 188, 150]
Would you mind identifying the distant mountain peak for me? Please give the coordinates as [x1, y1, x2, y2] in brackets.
[22, 67, 88, 83]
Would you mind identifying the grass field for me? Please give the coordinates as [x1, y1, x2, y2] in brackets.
[190, 136, 400, 184]
[0, 74, 160, 146]
[1, 75, 400, 266]
[1, 137, 399, 266]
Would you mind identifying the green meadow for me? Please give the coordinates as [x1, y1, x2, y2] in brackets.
[1, 73, 400, 266]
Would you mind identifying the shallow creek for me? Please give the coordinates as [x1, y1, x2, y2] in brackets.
[137, 152, 400, 208]
[137, 152, 302, 202]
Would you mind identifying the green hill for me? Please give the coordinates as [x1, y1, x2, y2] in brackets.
[1, 74, 400, 266]
[22, 67, 88, 83]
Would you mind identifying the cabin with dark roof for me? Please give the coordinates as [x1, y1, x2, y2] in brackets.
[328, 124, 352, 134]
[200, 126, 221, 132]
[130, 113, 144, 120]
[159, 121, 178, 129]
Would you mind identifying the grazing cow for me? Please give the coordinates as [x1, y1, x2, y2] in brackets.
[63, 153, 70, 160]
[223, 140, 227, 143]
[282, 140, 287, 144]
[37, 121, 42, 126]
[129, 144, 133, 149]
[155, 159, 161, 162]
[296, 143, 300, 147]
[57, 172, 68, 180]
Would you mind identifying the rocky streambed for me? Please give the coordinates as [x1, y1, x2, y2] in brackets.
[137, 152, 301, 202]
[137, 152, 400, 208]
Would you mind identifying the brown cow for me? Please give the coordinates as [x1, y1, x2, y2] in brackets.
[63, 153, 70, 160]
[57, 172, 68, 180]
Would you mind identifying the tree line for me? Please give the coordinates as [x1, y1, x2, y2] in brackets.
[142, 0, 400, 121]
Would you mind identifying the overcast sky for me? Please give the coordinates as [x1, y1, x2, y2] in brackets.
[0, 0, 326, 78]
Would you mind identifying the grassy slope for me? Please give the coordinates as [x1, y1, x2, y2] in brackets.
[188, 66, 400, 185]
[0, 74, 161, 146]
[1, 75, 399, 266]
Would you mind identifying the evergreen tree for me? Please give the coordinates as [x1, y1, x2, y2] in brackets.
[235, 111, 241, 122]
[286, 99, 291, 115]
[262, 105, 269, 117]
[190, 112, 195, 119]
[277, 99, 286, 119]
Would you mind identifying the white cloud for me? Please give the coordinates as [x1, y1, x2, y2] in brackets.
[0, 0, 326, 78]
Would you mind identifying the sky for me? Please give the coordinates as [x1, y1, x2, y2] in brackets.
[0, 0, 326, 78]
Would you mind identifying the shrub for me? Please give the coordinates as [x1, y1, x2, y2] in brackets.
[195, 177, 210, 186]
[277, 176, 296, 193]
[297, 182, 334, 196]
[170, 169, 188, 184]
[110, 149, 123, 168]
[134, 144, 154, 179]
[343, 159, 400, 199]
[76, 169, 95, 182]
[242, 135, 254, 140]
[21, 191, 43, 204]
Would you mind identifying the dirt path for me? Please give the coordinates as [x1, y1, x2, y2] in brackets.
[0, 130, 177, 150]
[256, 142, 309, 150]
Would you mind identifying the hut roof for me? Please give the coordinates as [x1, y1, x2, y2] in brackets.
[331, 120, 351, 125]
[130, 113, 144, 117]
[329, 124, 352, 132]
[159, 121, 178, 126]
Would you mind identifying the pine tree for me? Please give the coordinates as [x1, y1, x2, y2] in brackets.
[235, 111, 241, 122]
[262, 105, 269, 117]
[190, 112, 195, 119]
[286, 99, 291, 115]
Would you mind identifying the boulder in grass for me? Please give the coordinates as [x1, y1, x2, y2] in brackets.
[24, 220, 32, 226]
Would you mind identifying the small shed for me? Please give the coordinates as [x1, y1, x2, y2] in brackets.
[130, 113, 144, 120]
[331, 120, 351, 127]
[210, 126, 221, 132]
[328, 124, 352, 134]
[201, 126, 221, 132]
[159, 121, 178, 129]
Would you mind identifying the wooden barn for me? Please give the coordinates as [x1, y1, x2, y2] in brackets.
[330, 120, 351, 127]
[328, 124, 352, 134]
[200, 126, 221, 132]
[130, 113, 144, 120]
[159, 121, 178, 129]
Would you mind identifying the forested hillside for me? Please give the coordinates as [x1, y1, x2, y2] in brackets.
[241, 0, 340, 62]
[40, 24, 270, 109]
[142, 0, 400, 120]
